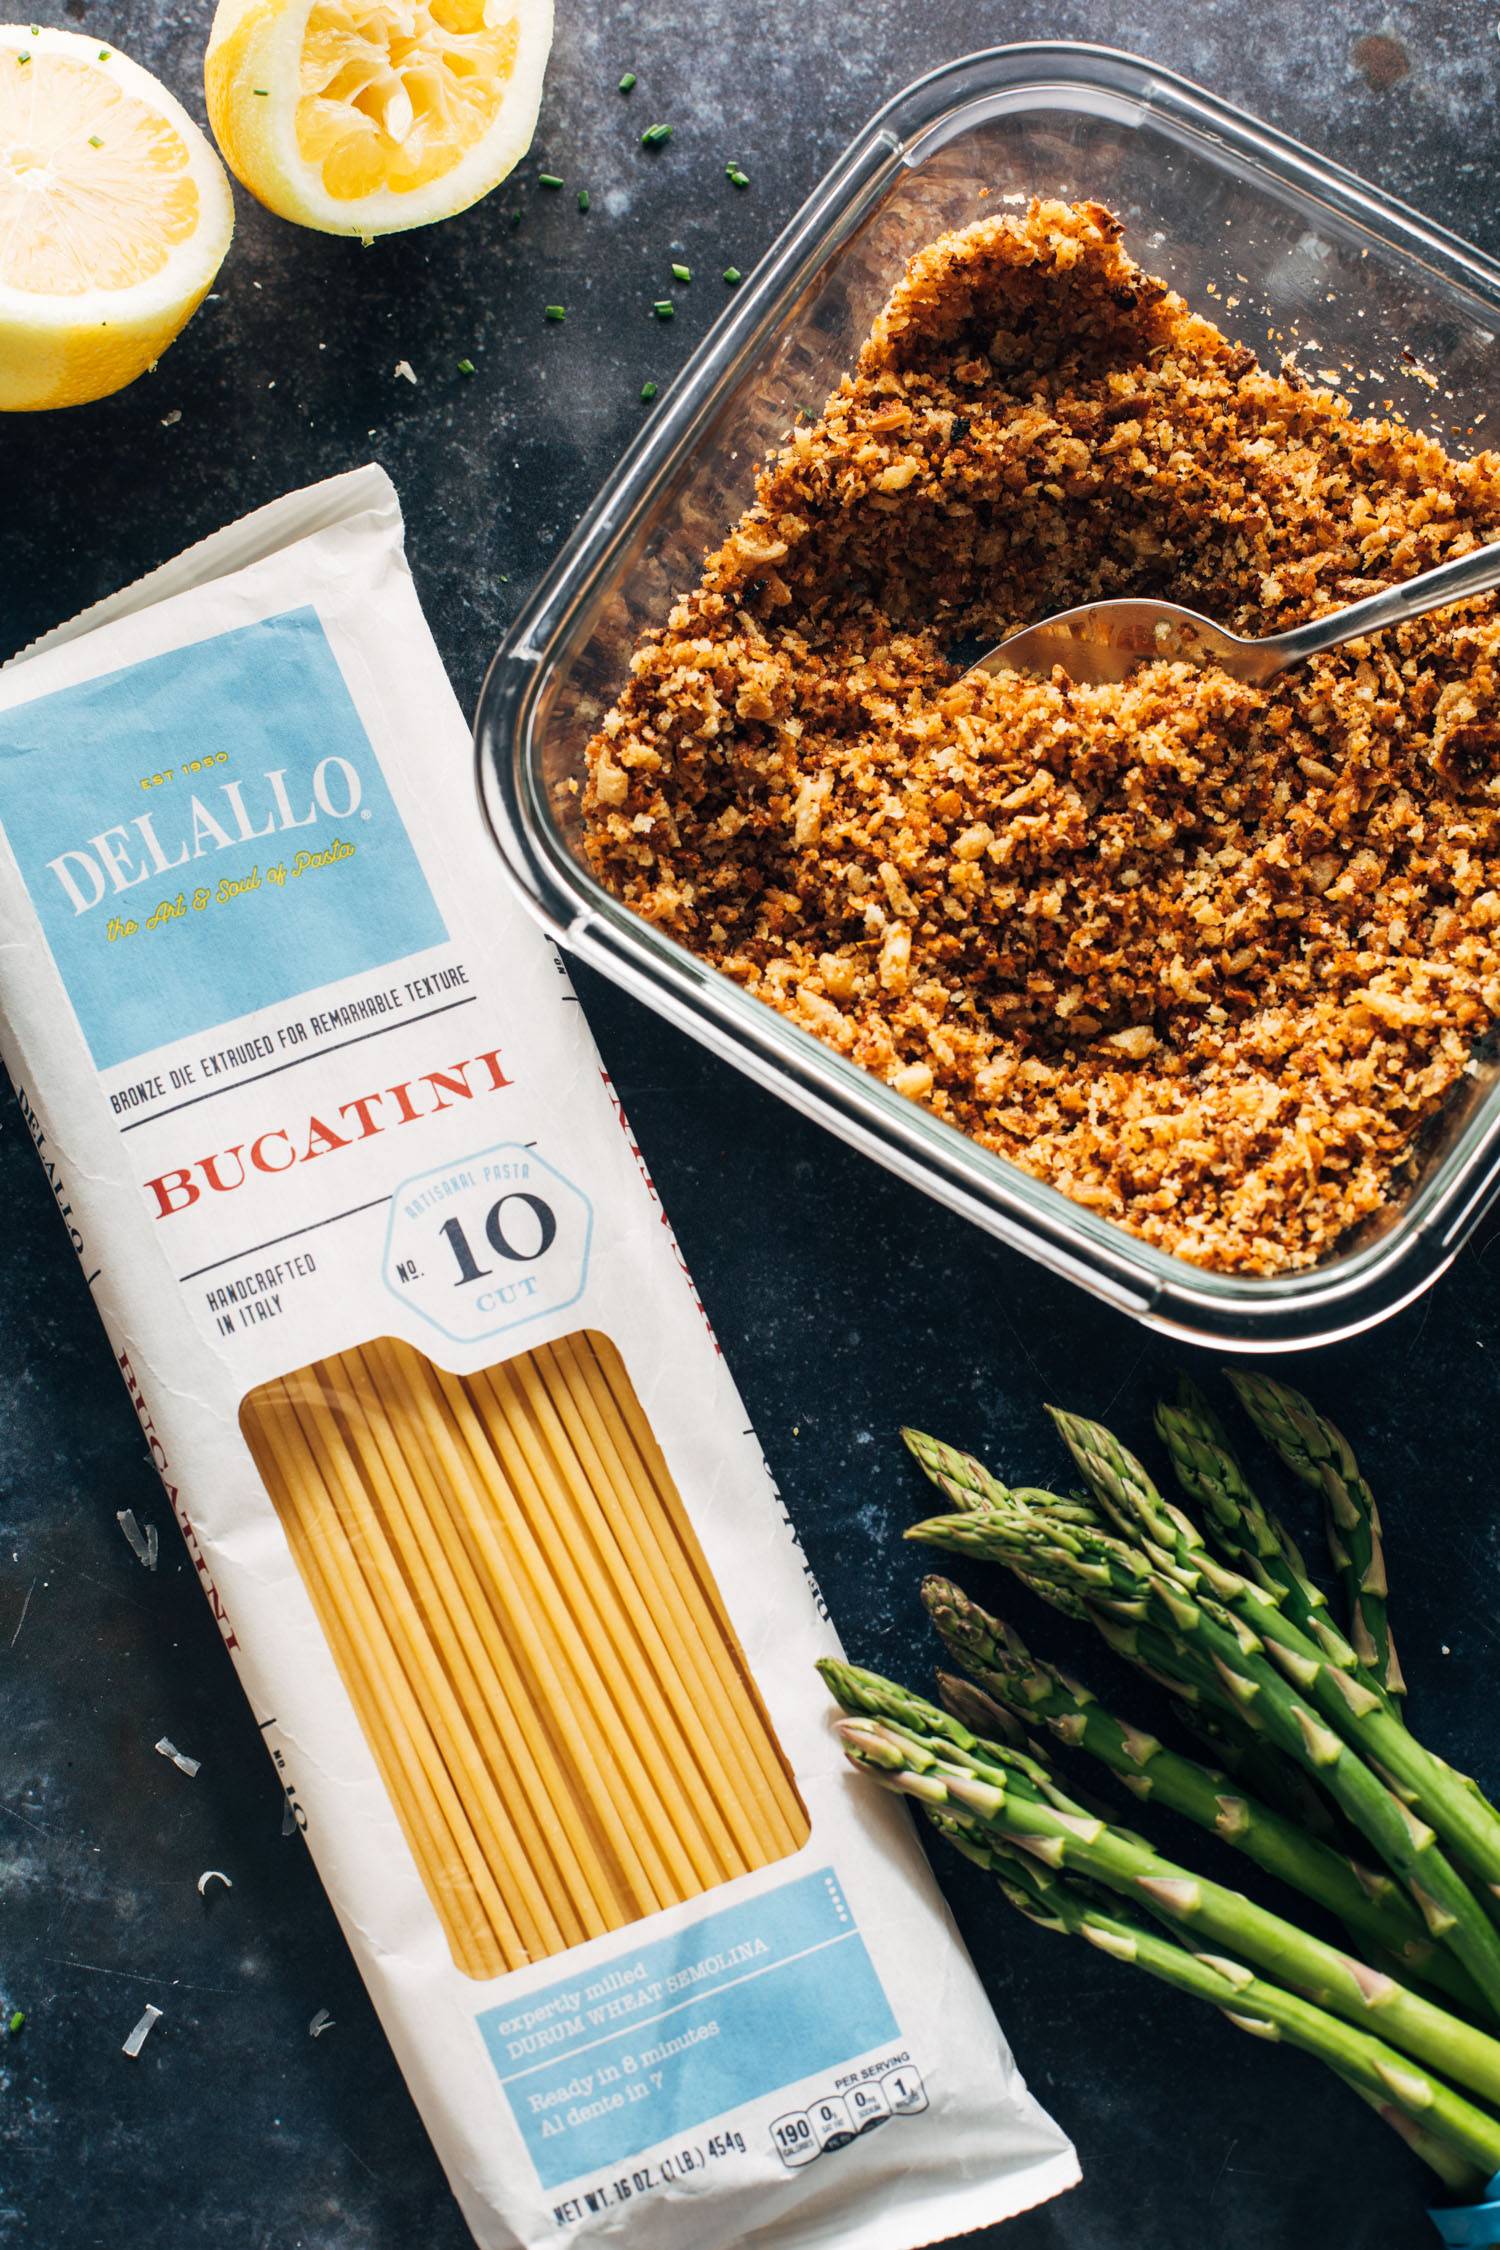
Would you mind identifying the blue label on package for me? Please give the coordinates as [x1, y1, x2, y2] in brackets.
[0, 607, 448, 1071]
[478, 1867, 899, 2193]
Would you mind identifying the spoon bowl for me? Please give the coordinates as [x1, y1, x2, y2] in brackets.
[967, 597, 1284, 688]
[964, 540, 1500, 689]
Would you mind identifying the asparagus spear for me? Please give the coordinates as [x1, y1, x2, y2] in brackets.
[931, 1812, 1500, 2186]
[919, 1579, 1481, 2011]
[899, 1429, 1012, 1515]
[1340, 2078, 1488, 2199]
[1090, 1610, 1400, 1868]
[819, 1657, 1056, 1787]
[1155, 1379, 1369, 1682]
[907, 1426, 1304, 1799]
[908, 1497, 1500, 2015]
[1231, 1373, 1406, 1701]
[899, 1429, 1101, 1529]
[825, 1696, 1500, 2113]
[1051, 1405, 1361, 1678]
[935, 1669, 1031, 1749]
[1048, 1411, 1500, 1903]
[1168, 1693, 1346, 1846]
[831, 1652, 1407, 1974]
[1093, 1610, 1366, 1852]
[1154, 1384, 1399, 1845]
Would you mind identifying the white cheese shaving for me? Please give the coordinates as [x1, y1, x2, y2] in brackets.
[308, 2008, 335, 2038]
[393, 359, 418, 384]
[116, 1510, 158, 1570]
[154, 1737, 200, 1777]
[196, 1869, 232, 1896]
[122, 2004, 162, 2058]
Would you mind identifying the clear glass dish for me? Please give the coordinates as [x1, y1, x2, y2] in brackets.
[475, 42, 1500, 1351]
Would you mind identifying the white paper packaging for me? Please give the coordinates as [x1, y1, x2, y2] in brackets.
[0, 467, 1077, 2250]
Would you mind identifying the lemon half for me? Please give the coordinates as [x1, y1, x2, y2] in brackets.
[205, 0, 553, 240]
[0, 27, 234, 411]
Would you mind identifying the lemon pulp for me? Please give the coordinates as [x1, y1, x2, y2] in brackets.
[296, 0, 519, 201]
[204, 0, 550, 239]
[0, 52, 200, 292]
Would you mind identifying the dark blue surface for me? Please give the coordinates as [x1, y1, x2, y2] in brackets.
[3, 5, 1499, 2247]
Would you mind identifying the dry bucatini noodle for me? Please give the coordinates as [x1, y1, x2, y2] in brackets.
[241, 1333, 807, 1976]
[582, 198, 1500, 1274]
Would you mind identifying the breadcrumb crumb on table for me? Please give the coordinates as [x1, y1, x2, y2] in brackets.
[583, 199, 1500, 1275]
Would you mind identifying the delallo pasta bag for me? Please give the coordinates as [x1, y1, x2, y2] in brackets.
[0, 466, 1077, 2250]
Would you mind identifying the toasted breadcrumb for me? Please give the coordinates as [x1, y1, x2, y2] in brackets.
[583, 200, 1500, 1274]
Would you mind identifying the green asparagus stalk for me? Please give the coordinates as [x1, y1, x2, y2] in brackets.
[1340, 2078, 1489, 2198]
[1155, 1379, 1372, 1683]
[1154, 1384, 1402, 1848]
[1097, 1612, 1369, 1851]
[898, 1430, 1013, 1515]
[935, 1669, 1030, 1749]
[1167, 1694, 1347, 1845]
[1051, 1405, 1362, 1680]
[818, 1657, 1056, 1790]
[914, 1506, 1096, 1622]
[1090, 1611, 1410, 1880]
[1047, 1410, 1500, 1909]
[899, 1428, 1100, 1529]
[906, 1494, 1290, 1730]
[930, 1812, 1500, 2186]
[906, 1425, 1301, 1717]
[907, 1498, 1292, 1749]
[827, 1697, 1500, 2113]
[1231, 1373, 1405, 1701]
[931, 1671, 1147, 1835]
[908, 1496, 1500, 2016]
[919, 1578, 1482, 2011]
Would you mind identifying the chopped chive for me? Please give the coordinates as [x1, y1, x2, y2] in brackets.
[640, 380, 658, 400]
[723, 265, 742, 284]
[618, 71, 636, 92]
[7, 2011, 23, 2035]
[652, 299, 675, 319]
[544, 304, 566, 321]
[17, 52, 29, 63]
[576, 188, 590, 212]
[88, 134, 103, 147]
[253, 87, 269, 95]
[456, 358, 476, 376]
[509, 207, 522, 229]
[726, 163, 750, 188]
[538, 172, 564, 187]
[640, 122, 673, 149]
[671, 262, 692, 283]
[97, 46, 110, 58]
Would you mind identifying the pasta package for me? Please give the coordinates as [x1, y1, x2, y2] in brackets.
[0, 468, 1076, 2249]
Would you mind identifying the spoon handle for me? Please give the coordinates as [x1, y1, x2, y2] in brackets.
[1271, 540, 1500, 667]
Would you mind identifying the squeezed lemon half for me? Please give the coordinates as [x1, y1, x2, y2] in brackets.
[205, 0, 553, 239]
[0, 27, 234, 411]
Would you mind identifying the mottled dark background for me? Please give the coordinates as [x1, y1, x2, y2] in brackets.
[3, 6, 1499, 2248]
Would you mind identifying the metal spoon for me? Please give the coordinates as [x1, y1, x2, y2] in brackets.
[963, 539, 1500, 688]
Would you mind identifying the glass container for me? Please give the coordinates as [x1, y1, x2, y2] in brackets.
[475, 43, 1500, 1348]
